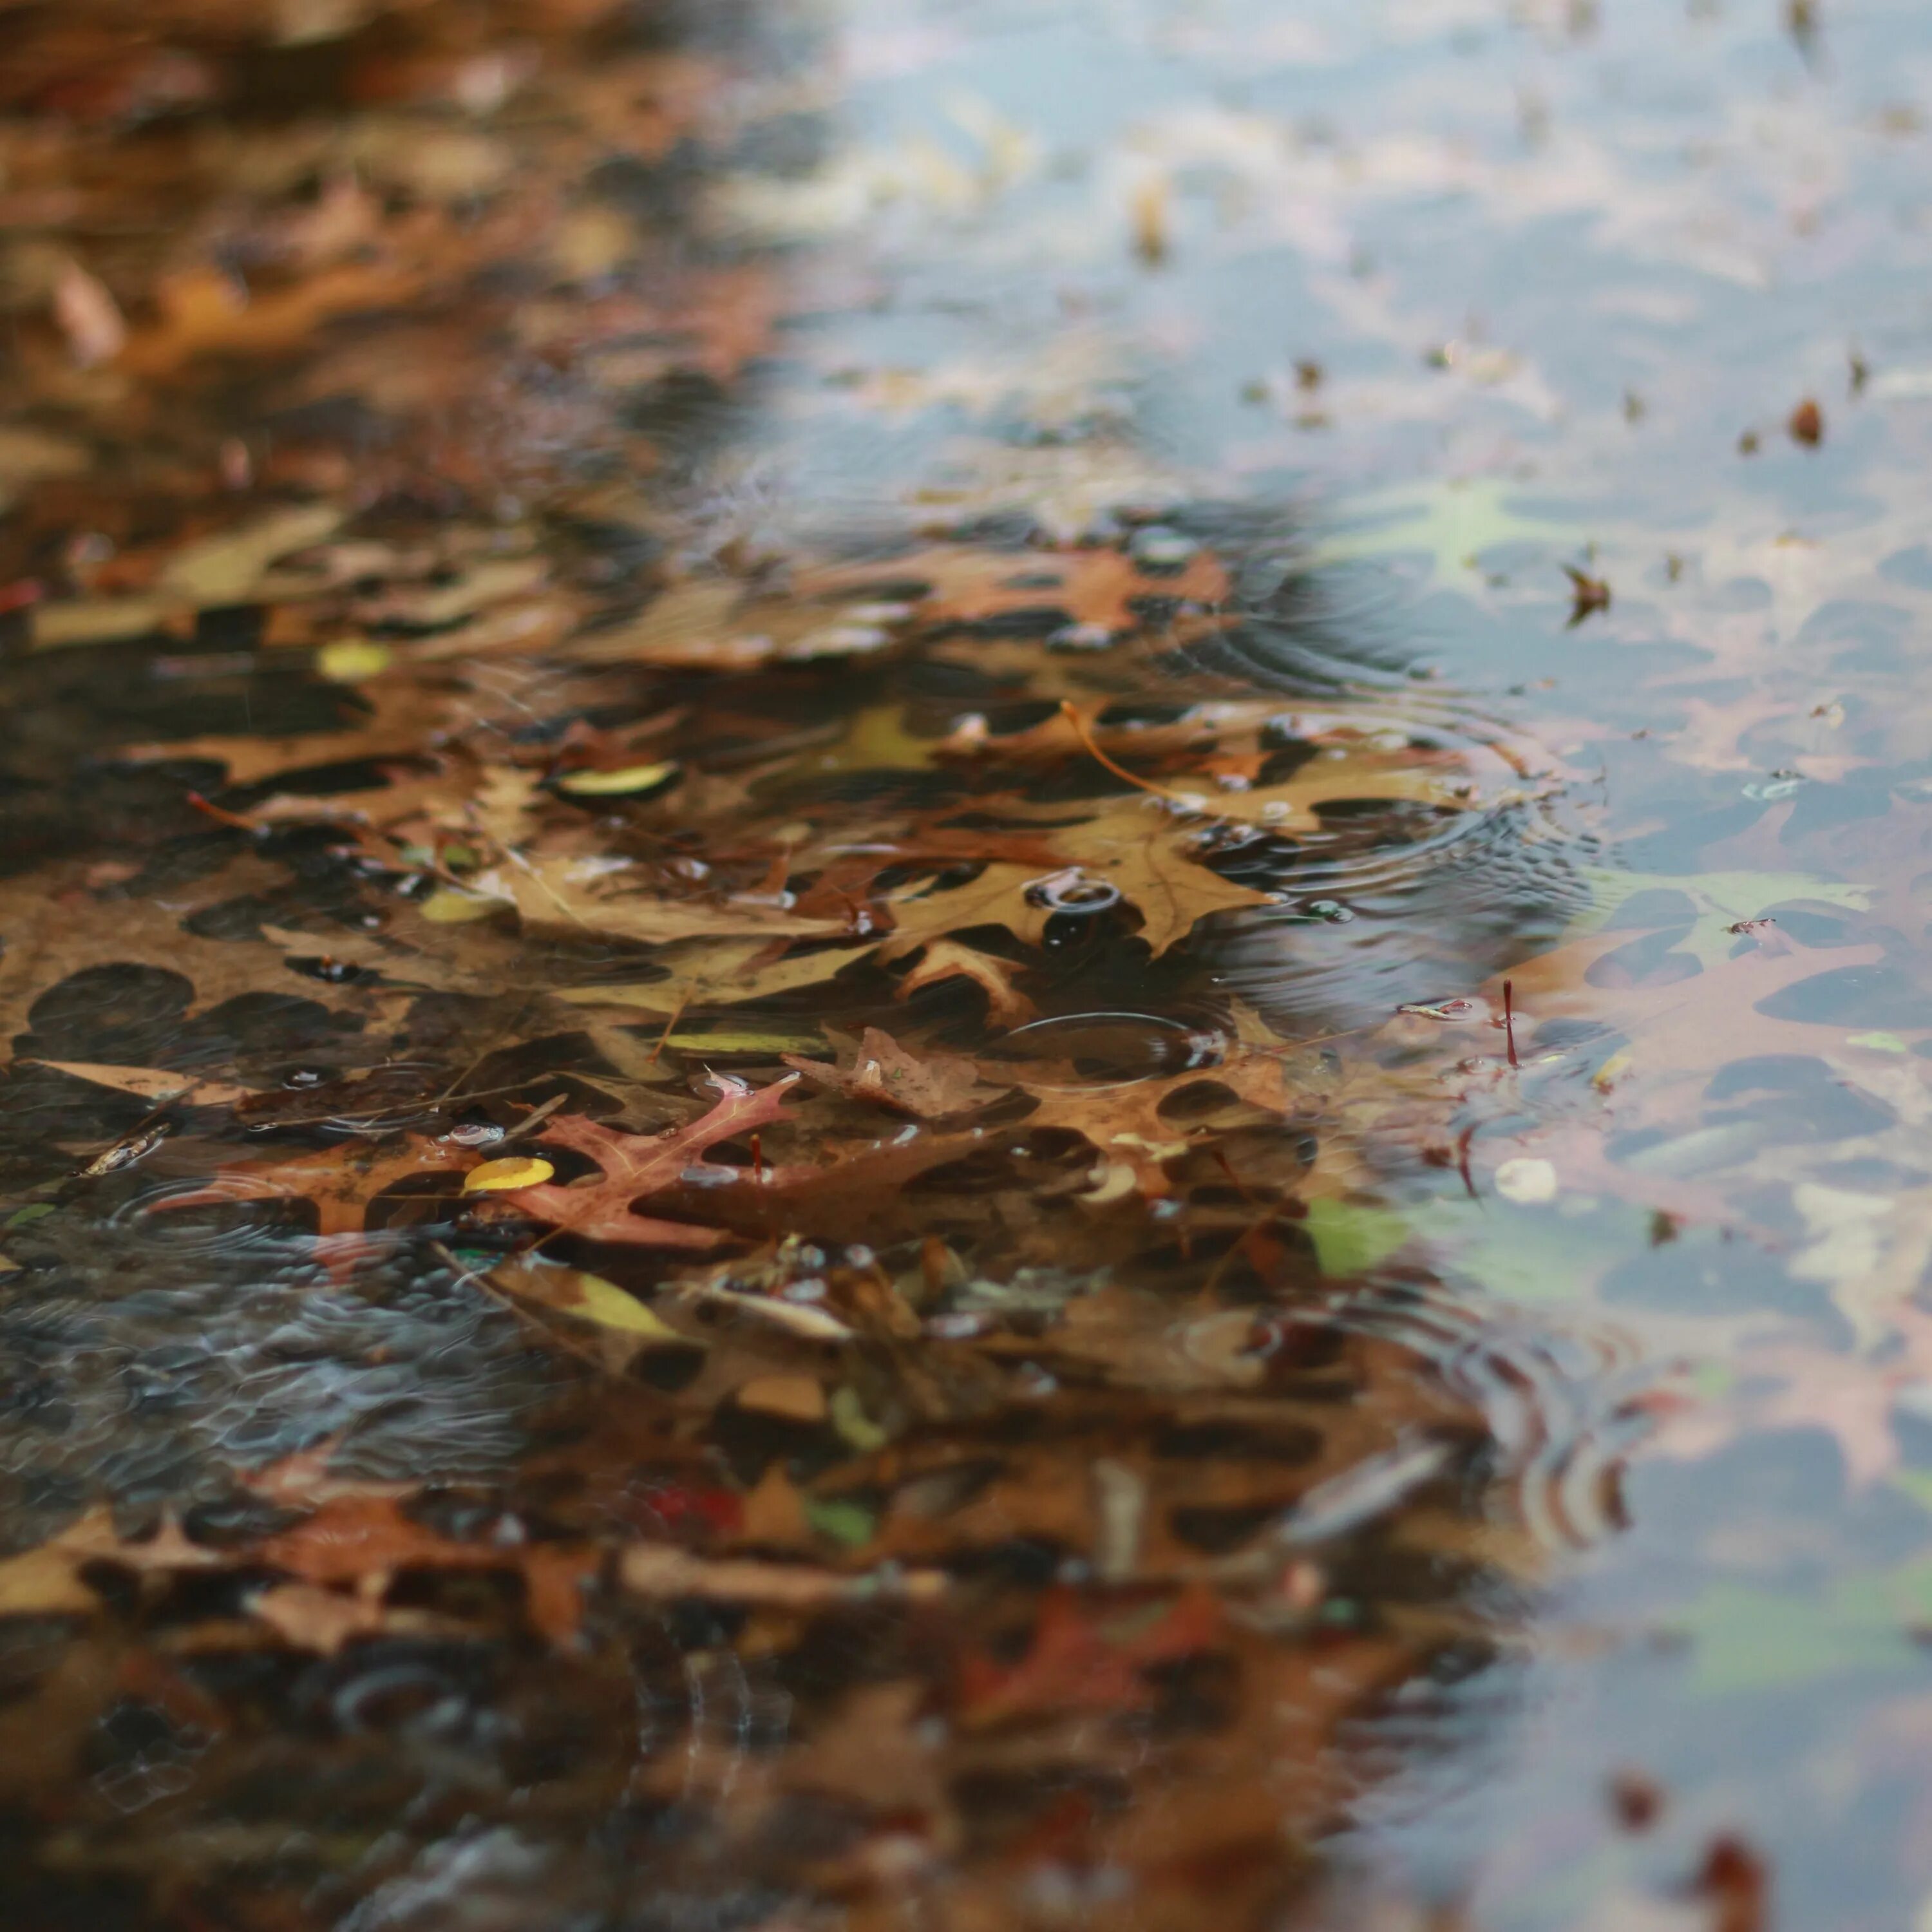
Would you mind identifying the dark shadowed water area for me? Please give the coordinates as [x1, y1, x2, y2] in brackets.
[3, 0, 1932, 1926]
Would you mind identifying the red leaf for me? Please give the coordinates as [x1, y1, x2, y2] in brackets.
[504, 1075, 799, 1247]
[958, 1584, 1226, 1725]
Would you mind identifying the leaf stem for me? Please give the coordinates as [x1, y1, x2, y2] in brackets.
[1058, 701, 1188, 802]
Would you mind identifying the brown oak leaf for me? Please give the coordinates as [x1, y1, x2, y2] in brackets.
[784, 1027, 1009, 1119]
[893, 940, 1037, 1023]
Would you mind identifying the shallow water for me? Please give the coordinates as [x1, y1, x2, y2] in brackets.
[4, 0, 1932, 1926]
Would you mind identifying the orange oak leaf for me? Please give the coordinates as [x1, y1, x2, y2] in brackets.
[956, 1584, 1226, 1725]
[819, 542, 1231, 635]
[151, 1133, 477, 1236]
[502, 1075, 800, 1247]
[253, 1495, 594, 1643]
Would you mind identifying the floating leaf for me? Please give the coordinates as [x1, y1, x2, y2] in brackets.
[806, 1497, 876, 1546]
[462, 1155, 556, 1191]
[784, 1025, 1008, 1119]
[553, 761, 679, 797]
[316, 639, 393, 681]
[1300, 1198, 1412, 1277]
[501, 1077, 800, 1248]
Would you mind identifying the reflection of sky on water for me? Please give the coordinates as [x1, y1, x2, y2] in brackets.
[730, 3, 1932, 1925]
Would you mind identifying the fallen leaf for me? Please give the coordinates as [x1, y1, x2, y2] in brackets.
[502, 1076, 799, 1247]
[0, 1506, 229, 1619]
[816, 540, 1230, 634]
[158, 504, 345, 605]
[488, 1253, 696, 1341]
[463, 1155, 556, 1191]
[735, 1374, 828, 1424]
[619, 1544, 945, 1605]
[471, 853, 848, 945]
[1564, 564, 1612, 624]
[247, 1582, 392, 1654]
[52, 258, 125, 367]
[23, 1059, 256, 1105]
[894, 939, 1037, 1023]
[152, 1133, 475, 1237]
[784, 1026, 1009, 1119]
[956, 1584, 1226, 1724]
[254, 1494, 594, 1642]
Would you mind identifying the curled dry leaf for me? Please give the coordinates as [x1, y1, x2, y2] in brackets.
[893, 939, 1037, 1023]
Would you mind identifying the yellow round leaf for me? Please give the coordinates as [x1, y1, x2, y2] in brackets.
[420, 888, 511, 924]
[316, 639, 393, 681]
[462, 1155, 556, 1192]
[569, 1274, 686, 1339]
[554, 761, 679, 797]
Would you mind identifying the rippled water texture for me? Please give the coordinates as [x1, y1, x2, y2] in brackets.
[6, 0, 1932, 1926]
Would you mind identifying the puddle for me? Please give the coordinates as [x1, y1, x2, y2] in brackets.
[3, 0, 1932, 1925]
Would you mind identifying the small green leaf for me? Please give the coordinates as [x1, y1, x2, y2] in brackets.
[830, 1386, 889, 1452]
[419, 887, 512, 924]
[806, 1498, 876, 1547]
[662, 1028, 826, 1054]
[1300, 1198, 1410, 1277]
[1680, 1553, 1932, 1693]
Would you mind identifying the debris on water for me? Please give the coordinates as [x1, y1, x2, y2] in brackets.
[76, 1124, 170, 1177]
[1132, 174, 1170, 264]
[1788, 397, 1825, 446]
[1609, 1770, 1665, 1832]
[1274, 1437, 1457, 1547]
[1564, 564, 1613, 623]
[1690, 1834, 1769, 1932]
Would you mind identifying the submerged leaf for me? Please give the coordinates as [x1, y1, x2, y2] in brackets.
[501, 1077, 800, 1247]
[783, 1026, 1008, 1119]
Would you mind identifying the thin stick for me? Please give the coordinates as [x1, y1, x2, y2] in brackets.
[1503, 979, 1519, 1069]
[500, 1092, 569, 1143]
[645, 993, 690, 1066]
[185, 791, 259, 831]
